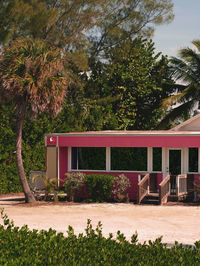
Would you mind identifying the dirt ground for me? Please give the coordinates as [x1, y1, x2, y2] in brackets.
[0, 194, 200, 246]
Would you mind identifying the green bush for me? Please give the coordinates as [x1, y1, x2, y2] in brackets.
[64, 172, 85, 201]
[0, 210, 200, 265]
[85, 174, 114, 202]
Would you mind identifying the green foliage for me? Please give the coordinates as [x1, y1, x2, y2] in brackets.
[0, 209, 200, 265]
[0, 0, 174, 55]
[108, 39, 175, 129]
[86, 38, 175, 130]
[64, 172, 85, 201]
[85, 174, 114, 202]
[112, 174, 131, 202]
[0, 104, 19, 193]
[0, 98, 90, 194]
[0, 1, 175, 195]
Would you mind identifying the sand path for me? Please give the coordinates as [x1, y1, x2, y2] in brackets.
[0, 195, 199, 245]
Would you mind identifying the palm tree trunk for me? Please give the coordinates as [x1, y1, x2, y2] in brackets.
[16, 116, 36, 203]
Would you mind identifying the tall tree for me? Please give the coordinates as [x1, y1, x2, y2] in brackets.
[86, 38, 175, 130]
[159, 40, 200, 128]
[0, 0, 174, 55]
[0, 38, 68, 202]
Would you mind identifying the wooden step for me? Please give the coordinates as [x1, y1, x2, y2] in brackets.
[141, 193, 160, 205]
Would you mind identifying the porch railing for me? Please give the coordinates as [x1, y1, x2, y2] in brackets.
[177, 174, 187, 195]
[138, 174, 150, 204]
[159, 174, 170, 205]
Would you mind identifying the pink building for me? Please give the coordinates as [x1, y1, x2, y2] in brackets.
[45, 114, 200, 204]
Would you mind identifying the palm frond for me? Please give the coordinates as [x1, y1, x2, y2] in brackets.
[192, 40, 200, 52]
[0, 38, 68, 119]
[162, 92, 186, 109]
[157, 100, 196, 129]
[170, 56, 199, 84]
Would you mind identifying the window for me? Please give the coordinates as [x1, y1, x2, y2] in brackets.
[189, 148, 198, 172]
[71, 147, 106, 170]
[153, 147, 162, 172]
[111, 147, 147, 171]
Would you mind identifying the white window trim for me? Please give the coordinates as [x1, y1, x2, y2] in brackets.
[147, 147, 152, 172]
[70, 169, 149, 173]
[162, 147, 167, 178]
[106, 147, 111, 171]
[68, 146, 71, 172]
[57, 146, 60, 186]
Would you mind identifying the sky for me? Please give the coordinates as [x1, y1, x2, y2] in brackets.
[153, 0, 200, 58]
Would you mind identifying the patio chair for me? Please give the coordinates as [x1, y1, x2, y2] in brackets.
[29, 171, 46, 200]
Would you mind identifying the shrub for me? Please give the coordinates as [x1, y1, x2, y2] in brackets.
[85, 174, 114, 202]
[112, 174, 131, 202]
[1, 210, 200, 265]
[64, 172, 85, 201]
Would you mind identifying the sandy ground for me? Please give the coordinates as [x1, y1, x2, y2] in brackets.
[0, 195, 200, 246]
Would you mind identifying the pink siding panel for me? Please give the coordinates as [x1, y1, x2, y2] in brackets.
[157, 173, 163, 190]
[58, 135, 200, 148]
[59, 147, 68, 186]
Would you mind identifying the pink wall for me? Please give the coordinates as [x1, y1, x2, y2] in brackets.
[157, 174, 163, 190]
[59, 147, 68, 186]
[58, 135, 200, 148]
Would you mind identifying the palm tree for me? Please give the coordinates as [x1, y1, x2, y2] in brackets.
[0, 38, 68, 202]
[159, 40, 200, 128]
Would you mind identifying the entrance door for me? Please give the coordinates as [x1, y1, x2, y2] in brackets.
[168, 149, 182, 194]
[169, 149, 182, 175]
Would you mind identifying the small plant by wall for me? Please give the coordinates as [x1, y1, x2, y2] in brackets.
[64, 172, 85, 201]
[112, 174, 131, 202]
[85, 174, 114, 202]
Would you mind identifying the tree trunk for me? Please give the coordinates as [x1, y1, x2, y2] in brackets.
[16, 116, 36, 203]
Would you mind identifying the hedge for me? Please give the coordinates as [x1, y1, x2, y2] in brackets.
[85, 174, 114, 202]
[0, 210, 200, 265]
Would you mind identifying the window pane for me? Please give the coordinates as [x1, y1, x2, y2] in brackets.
[71, 147, 106, 170]
[111, 147, 147, 171]
[189, 148, 198, 172]
[153, 148, 162, 172]
[71, 147, 78, 169]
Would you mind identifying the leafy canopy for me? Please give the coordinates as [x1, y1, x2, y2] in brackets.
[0, 0, 174, 57]
[86, 38, 175, 130]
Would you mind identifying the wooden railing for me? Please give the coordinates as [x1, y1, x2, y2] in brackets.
[137, 174, 150, 204]
[177, 174, 187, 195]
[159, 175, 170, 205]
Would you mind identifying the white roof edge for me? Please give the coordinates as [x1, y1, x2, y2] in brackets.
[45, 132, 200, 137]
[170, 114, 200, 131]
